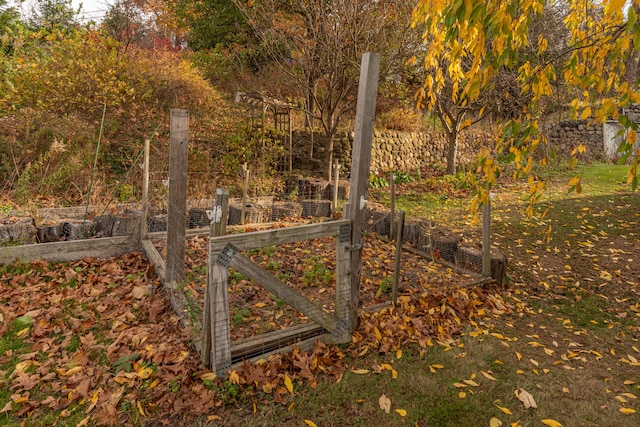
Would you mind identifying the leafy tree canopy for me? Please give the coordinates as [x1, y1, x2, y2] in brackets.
[413, 0, 640, 215]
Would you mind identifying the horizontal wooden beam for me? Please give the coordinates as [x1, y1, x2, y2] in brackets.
[231, 333, 332, 370]
[229, 253, 338, 332]
[230, 323, 326, 361]
[209, 219, 350, 253]
[141, 239, 165, 282]
[0, 236, 139, 265]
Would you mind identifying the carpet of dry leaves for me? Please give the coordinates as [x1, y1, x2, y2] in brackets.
[0, 230, 508, 426]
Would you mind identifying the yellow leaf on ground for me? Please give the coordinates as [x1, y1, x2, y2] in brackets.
[464, 379, 480, 387]
[489, 417, 503, 427]
[284, 374, 294, 394]
[541, 419, 563, 427]
[516, 352, 522, 361]
[351, 369, 370, 374]
[495, 404, 512, 415]
[137, 401, 146, 417]
[304, 420, 318, 427]
[396, 349, 403, 359]
[481, 371, 498, 381]
[459, 391, 467, 398]
[619, 408, 636, 414]
[207, 415, 222, 421]
[200, 372, 217, 381]
[395, 409, 407, 416]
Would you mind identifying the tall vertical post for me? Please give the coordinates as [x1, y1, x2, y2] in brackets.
[140, 138, 150, 243]
[392, 210, 405, 305]
[482, 197, 491, 277]
[390, 173, 396, 239]
[202, 189, 230, 368]
[240, 163, 249, 225]
[332, 160, 339, 215]
[166, 109, 188, 284]
[346, 52, 381, 332]
[289, 110, 293, 172]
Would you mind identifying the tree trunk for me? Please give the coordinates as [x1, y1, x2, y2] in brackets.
[446, 131, 458, 174]
[323, 136, 334, 180]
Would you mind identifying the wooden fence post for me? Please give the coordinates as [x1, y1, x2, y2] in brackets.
[208, 259, 231, 374]
[332, 160, 340, 215]
[392, 210, 405, 305]
[140, 138, 150, 244]
[334, 222, 352, 343]
[482, 196, 491, 277]
[166, 109, 188, 284]
[202, 189, 229, 367]
[241, 163, 249, 225]
[390, 172, 396, 239]
[346, 52, 381, 333]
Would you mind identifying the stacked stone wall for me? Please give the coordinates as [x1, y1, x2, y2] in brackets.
[542, 120, 603, 160]
[292, 128, 494, 173]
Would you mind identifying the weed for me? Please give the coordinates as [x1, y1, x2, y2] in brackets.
[233, 308, 251, 325]
[302, 256, 332, 286]
[66, 335, 81, 353]
[113, 353, 139, 373]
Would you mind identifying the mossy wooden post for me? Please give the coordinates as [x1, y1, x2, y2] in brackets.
[202, 189, 229, 368]
[346, 52, 380, 333]
[166, 109, 188, 284]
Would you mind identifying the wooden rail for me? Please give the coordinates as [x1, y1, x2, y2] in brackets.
[208, 219, 350, 253]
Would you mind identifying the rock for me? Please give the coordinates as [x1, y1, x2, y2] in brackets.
[0, 216, 37, 245]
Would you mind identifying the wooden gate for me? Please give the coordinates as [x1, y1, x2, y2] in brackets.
[201, 219, 353, 374]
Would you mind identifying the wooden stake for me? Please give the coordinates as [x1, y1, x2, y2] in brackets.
[346, 52, 381, 332]
[140, 138, 150, 244]
[166, 109, 188, 284]
[332, 160, 339, 214]
[392, 210, 405, 305]
[390, 172, 396, 239]
[289, 110, 293, 172]
[241, 163, 249, 225]
[482, 198, 491, 277]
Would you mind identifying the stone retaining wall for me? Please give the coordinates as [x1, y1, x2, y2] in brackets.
[542, 120, 603, 160]
[293, 128, 494, 173]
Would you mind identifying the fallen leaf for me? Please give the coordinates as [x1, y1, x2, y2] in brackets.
[481, 371, 498, 381]
[619, 408, 636, 414]
[495, 404, 512, 415]
[395, 409, 407, 416]
[489, 417, 503, 427]
[350, 369, 369, 374]
[284, 374, 293, 394]
[379, 394, 391, 413]
[541, 419, 563, 427]
[516, 388, 537, 409]
[304, 421, 318, 427]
